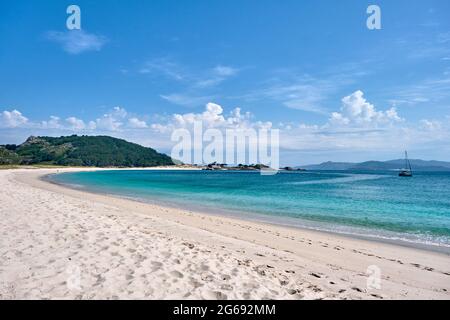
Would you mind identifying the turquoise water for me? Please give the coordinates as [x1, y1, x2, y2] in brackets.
[49, 170, 450, 248]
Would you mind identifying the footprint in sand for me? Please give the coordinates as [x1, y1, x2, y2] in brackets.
[202, 290, 227, 300]
[201, 273, 214, 282]
[151, 261, 163, 271]
[170, 270, 184, 278]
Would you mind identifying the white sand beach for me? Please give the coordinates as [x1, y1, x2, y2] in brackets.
[0, 168, 449, 300]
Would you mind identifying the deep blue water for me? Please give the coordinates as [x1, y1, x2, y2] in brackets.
[49, 170, 450, 248]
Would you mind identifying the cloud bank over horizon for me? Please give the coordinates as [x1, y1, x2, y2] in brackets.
[2, 91, 449, 164]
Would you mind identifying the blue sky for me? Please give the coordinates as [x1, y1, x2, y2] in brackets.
[1, 0, 450, 165]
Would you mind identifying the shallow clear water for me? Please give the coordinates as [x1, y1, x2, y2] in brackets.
[49, 170, 450, 248]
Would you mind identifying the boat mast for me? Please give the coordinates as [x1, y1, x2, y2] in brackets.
[405, 151, 408, 170]
[405, 151, 412, 172]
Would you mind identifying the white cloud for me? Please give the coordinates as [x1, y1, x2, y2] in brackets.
[87, 121, 97, 130]
[420, 119, 442, 131]
[329, 90, 402, 127]
[329, 112, 350, 126]
[146, 98, 449, 164]
[40, 107, 148, 132]
[2, 98, 450, 164]
[86, 107, 149, 131]
[139, 58, 184, 80]
[138, 59, 239, 104]
[151, 102, 271, 133]
[110, 106, 127, 119]
[160, 93, 214, 107]
[396, 31, 450, 61]
[177, 102, 225, 127]
[128, 117, 147, 128]
[66, 117, 86, 130]
[94, 117, 117, 131]
[387, 76, 450, 107]
[139, 59, 239, 87]
[194, 65, 239, 88]
[41, 116, 62, 129]
[46, 30, 107, 54]
[243, 78, 333, 115]
[241, 81, 330, 115]
[213, 65, 238, 77]
[0, 110, 28, 128]
[240, 63, 370, 115]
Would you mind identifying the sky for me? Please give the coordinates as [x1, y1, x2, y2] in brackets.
[1, 0, 450, 165]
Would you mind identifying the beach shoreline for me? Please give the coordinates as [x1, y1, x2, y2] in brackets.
[43, 170, 450, 255]
[1, 168, 449, 299]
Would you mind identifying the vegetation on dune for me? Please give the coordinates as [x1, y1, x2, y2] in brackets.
[0, 135, 174, 167]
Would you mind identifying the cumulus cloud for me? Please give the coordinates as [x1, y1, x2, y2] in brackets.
[93, 107, 127, 131]
[2, 97, 449, 164]
[93, 116, 119, 131]
[46, 30, 107, 54]
[151, 102, 272, 133]
[128, 117, 148, 128]
[0, 110, 28, 128]
[41, 116, 62, 129]
[69, 107, 148, 131]
[329, 90, 403, 127]
[173, 102, 226, 127]
[1, 106, 149, 133]
[66, 117, 86, 130]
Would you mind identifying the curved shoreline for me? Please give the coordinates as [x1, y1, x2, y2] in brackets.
[2, 168, 450, 299]
[44, 170, 450, 254]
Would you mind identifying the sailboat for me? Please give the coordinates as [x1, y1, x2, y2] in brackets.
[399, 151, 413, 177]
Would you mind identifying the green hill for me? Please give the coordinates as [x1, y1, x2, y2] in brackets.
[0, 135, 174, 167]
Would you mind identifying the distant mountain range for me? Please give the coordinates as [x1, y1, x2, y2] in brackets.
[0, 135, 174, 167]
[300, 159, 450, 171]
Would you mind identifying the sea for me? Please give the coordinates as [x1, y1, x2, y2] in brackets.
[48, 170, 450, 251]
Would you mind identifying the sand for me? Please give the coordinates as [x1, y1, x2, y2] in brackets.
[0, 168, 449, 300]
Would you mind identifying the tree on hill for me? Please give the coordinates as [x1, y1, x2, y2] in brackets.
[0, 135, 174, 167]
